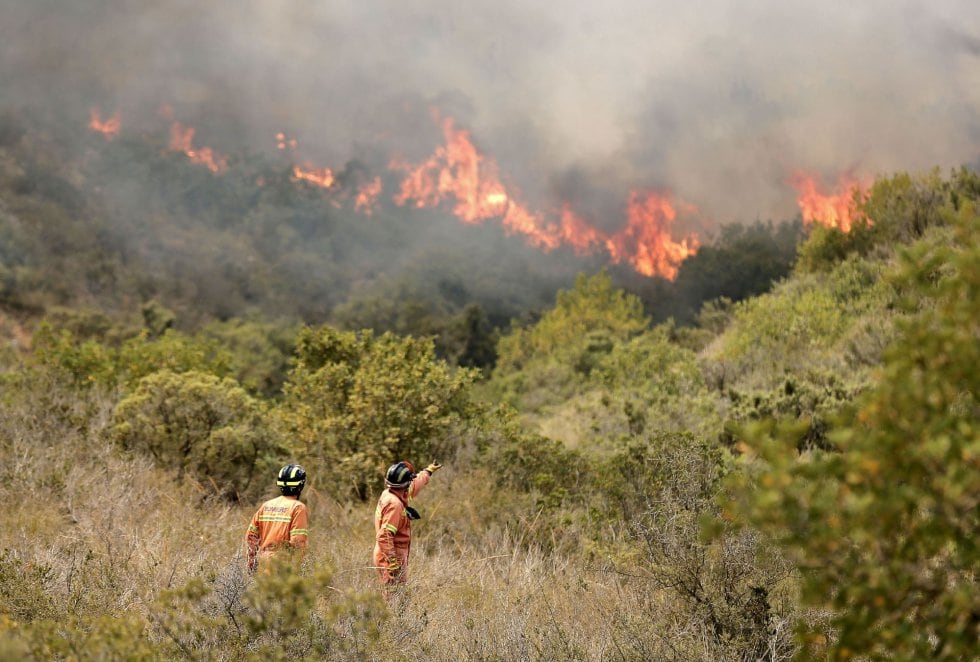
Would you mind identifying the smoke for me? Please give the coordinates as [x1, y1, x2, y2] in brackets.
[1, 0, 978, 224]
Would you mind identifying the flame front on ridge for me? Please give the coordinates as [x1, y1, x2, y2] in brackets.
[390, 111, 699, 278]
[791, 171, 870, 232]
[169, 122, 228, 173]
[86, 108, 702, 279]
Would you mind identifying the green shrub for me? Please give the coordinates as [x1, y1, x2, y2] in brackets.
[489, 270, 650, 414]
[115, 329, 233, 389]
[0, 551, 59, 623]
[722, 370, 865, 451]
[200, 317, 298, 397]
[112, 369, 281, 500]
[32, 322, 233, 391]
[729, 207, 980, 659]
[494, 270, 648, 375]
[276, 325, 478, 500]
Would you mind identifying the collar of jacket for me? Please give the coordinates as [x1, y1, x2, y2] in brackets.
[385, 487, 410, 506]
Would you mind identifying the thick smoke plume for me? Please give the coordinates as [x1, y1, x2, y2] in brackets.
[1, 0, 978, 224]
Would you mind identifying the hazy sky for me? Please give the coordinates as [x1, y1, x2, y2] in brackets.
[2, 0, 979, 225]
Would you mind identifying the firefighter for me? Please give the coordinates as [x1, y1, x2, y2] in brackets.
[244, 464, 309, 574]
[373, 460, 441, 597]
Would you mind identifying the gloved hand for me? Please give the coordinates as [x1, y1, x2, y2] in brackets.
[386, 558, 401, 576]
[425, 461, 443, 474]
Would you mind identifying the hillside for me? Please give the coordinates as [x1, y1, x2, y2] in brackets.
[0, 166, 976, 659]
[0, 107, 805, 372]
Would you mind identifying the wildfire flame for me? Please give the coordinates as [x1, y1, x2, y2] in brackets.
[558, 194, 700, 279]
[169, 122, 227, 173]
[292, 164, 335, 188]
[604, 193, 698, 279]
[391, 116, 507, 220]
[86, 107, 702, 279]
[276, 132, 298, 151]
[390, 112, 699, 278]
[355, 176, 383, 215]
[389, 113, 560, 247]
[88, 109, 120, 140]
[791, 171, 869, 232]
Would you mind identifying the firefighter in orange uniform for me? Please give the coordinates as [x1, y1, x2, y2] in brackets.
[245, 464, 309, 573]
[373, 460, 441, 596]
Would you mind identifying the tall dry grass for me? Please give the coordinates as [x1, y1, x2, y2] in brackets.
[0, 378, 801, 660]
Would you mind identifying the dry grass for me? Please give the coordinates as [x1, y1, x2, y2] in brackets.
[0, 381, 800, 660]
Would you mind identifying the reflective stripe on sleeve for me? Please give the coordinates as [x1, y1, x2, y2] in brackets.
[383, 523, 398, 534]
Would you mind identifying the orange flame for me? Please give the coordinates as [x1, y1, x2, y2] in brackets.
[390, 112, 699, 278]
[276, 131, 298, 151]
[292, 164, 335, 188]
[610, 192, 700, 279]
[87, 108, 700, 279]
[559, 194, 699, 279]
[355, 176, 383, 215]
[169, 122, 227, 173]
[390, 113, 558, 246]
[791, 171, 869, 232]
[558, 206, 605, 254]
[88, 109, 120, 140]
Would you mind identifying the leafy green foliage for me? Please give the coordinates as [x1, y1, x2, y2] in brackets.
[714, 253, 892, 391]
[490, 270, 650, 412]
[31, 317, 233, 391]
[277, 325, 479, 499]
[730, 207, 980, 659]
[112, 370, 281, 499]
[794, 221, 875, 274]
[662, 220, 803, 324]
[476, 406, 581, 508]
[30, 323, 117, 388]
[496, 270, 648, 374]
[722, 371, 862, 451]
[591, 324, 720, 438]
[200, 317, 298, 397]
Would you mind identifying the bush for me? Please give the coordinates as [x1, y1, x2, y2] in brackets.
[593, 432, 797, 659]
[0, 551, 59, 623]
[729, 207, 980, 659]
[276, 325, 479, 500]
[112, 370, 281, 500]
[722, 370, 864, 451]
[32, 322, 233, 391]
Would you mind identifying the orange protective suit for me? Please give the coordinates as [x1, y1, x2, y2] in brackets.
[245, 494, 308, 572]
[373, 470, 431, 588]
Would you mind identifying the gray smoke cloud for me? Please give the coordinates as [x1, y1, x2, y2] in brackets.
[1, 0, 978, 226]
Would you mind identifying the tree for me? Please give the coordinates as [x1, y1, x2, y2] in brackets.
[489, 270, 650, 412]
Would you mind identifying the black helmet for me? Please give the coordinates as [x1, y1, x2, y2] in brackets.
[277, 464, 307, 495]
[385, 461, 415, 490]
